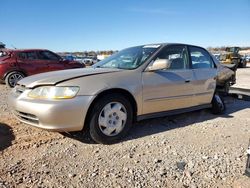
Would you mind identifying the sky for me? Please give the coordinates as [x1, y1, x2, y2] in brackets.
[0, 0, 250, 52]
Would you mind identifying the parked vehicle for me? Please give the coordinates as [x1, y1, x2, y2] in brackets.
[213, 53, 220, 61]
[71, 56, 98, 66]
[0, 42, 6, 49]
[82, 57, 98, 66]
[9, 43, 234, 144]
[245, 55, 250, 62]
[61, 54, 75, 61]
[0, 49, 85, 87]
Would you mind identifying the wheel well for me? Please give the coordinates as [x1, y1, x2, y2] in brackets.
[83, 88, 138, 131]
[4, 70, 27, 80]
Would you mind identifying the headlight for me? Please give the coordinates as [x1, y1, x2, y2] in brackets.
[28, 86, 79, 99]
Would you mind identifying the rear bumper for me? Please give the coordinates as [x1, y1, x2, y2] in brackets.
[0, 64, 6, 81]
[8, 88, 94, 132]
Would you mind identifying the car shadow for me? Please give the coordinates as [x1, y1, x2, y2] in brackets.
[61, 131, 97, 145]
[126, 96, 249, 141]
[64, 96, 250, 144]
[0, 123, 15, 151]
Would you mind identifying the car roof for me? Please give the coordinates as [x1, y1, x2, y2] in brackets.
[134, 43, 207, 49]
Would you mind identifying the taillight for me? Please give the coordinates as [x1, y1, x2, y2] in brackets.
[0, 52, 12, 62]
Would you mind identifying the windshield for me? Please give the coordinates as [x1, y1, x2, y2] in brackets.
[226, 47, 239, 53]
[94, 45, 160, 70]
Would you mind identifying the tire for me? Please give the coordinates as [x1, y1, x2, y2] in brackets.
[224, 81, 230, 94]
[211, 94, 226, 114]
[241, 60, 247, 68]
[5, 71, 25, 88]
[89, 94, 133, 144]
[232, 59, 239, 68]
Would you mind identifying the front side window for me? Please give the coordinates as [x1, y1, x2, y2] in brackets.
[38, 51, 59, 61]
[94, 45, 160, 70]
[153, 45, 189, 70]
[189, 47, 214, 69]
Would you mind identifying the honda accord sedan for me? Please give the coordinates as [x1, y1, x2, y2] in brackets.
[9, 43, 232, 144]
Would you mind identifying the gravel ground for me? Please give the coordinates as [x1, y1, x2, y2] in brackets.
[1, 68, 250, 187]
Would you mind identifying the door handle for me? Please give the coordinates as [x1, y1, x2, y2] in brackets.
[185, 79, 191, 83]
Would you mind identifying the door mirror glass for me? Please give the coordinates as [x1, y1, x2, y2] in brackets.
[147, 59, 171, 71]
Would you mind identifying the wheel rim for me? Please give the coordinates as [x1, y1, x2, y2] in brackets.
[8, 73, 23, 87]
[98, 102, 127, 136]
[215, 95, 224, 111]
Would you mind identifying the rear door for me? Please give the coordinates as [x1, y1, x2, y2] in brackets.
[142, 45, 196, 115]
[188, 46, 217, 105]
[17, 51, 48, 75]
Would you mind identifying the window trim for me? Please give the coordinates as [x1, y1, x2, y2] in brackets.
[187, 45, 216, 70]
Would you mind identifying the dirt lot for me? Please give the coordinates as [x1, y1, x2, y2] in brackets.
[1, 67, 250, 187]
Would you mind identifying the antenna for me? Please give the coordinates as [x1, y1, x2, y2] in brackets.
[11, 44, 17, 49]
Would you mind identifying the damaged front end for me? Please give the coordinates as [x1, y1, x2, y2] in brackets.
[211, 54, 236, 94]
[216, 64, 236, 93]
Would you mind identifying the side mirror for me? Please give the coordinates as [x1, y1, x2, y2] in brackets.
[146, 59, 171, 71]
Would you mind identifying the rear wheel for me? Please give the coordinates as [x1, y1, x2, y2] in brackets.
[89, 94, 133, 144]
[5, 71, 24, 88]
[211, 94, 225, 114]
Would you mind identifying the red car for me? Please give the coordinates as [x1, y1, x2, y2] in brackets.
[0, 49, 85, 87]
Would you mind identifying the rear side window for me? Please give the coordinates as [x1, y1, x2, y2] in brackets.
[19, 52, 26, 59]
[19, 52, 37, 60]
[189, 47, 214, 69]
[154, 45, 189, 70]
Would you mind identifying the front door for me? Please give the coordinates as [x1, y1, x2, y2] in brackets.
[142, 45, 196, 115]
[37, 50, 65, 72]
[188, 46, 217, 106]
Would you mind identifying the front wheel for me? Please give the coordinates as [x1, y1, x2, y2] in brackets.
[211, 94, 226, 114]
[89, 94, 133, 144]
[5, 71, 24, 88]
[241, 60, 247, 68]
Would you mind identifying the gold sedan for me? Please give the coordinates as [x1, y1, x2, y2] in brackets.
[9, 43, 233, 144]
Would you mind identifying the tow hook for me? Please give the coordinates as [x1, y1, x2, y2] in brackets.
[245, 139, 250, 177]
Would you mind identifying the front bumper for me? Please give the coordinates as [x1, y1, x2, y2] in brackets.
[8, 88, 94, 132]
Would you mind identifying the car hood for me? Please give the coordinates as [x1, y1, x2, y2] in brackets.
[18, 68, 122, 88]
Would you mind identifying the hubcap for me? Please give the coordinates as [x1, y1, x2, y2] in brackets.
[8, 73, 23, 87]
[98, 102, 127, 136]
